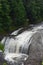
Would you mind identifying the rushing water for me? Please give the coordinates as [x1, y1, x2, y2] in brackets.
[1, 24, 43, 65]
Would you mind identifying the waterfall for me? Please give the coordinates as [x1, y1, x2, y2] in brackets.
[4, 30, 37, 54]
[1, 25, 43, 64]
[3, 26, 43, 54]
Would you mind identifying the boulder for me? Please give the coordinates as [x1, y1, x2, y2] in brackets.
[25, 32, 43, 65]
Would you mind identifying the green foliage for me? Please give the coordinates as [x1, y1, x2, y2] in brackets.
[0, 43, 4, 52]
[42, 61, 43, 65]
[0, 0, 43, 34]
[0, 0, 12, 33]
[3, 63, 7, 65]
[0, 0, 26, 34]
[23, 0, 43, 23]
[9, 0, 26, 27]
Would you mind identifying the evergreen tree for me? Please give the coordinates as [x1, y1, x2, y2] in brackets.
[23, 0, 43, 23]
[0, 0, 26, 34]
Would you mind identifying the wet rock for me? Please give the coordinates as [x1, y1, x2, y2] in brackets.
[0, 50, 7, 65]
[0, 50, 4, 65]
[25, 32, 43, 65]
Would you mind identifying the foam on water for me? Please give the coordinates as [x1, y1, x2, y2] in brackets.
[4, 53, 28, 63]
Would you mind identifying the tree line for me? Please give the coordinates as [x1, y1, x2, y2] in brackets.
[0, 0, 43, 34]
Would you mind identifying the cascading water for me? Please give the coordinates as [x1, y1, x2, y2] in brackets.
[4, 30, 37, 54]
[1, 25, 43, 65]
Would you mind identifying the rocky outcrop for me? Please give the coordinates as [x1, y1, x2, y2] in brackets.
[25, 32, 43, 65]
[0, 51, 11, 65]
[0, 50, 4, 65]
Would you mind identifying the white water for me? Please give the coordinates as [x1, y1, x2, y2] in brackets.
[3, 25, 43, 53]
[5, 53, 28, 63]
[4, 30, 37, 54]
[1, 25, 43, 64]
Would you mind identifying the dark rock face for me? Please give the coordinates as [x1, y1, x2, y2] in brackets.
[0, 51, 7, 65]
[0, 51, 4, 65]
[25, 32, 43, 65]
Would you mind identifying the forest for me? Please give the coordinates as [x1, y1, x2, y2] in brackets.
[0, 0, 43, 35]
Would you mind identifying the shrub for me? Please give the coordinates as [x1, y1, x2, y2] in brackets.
[3, 63, 7, 65]
[0, 42, 4, 52]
